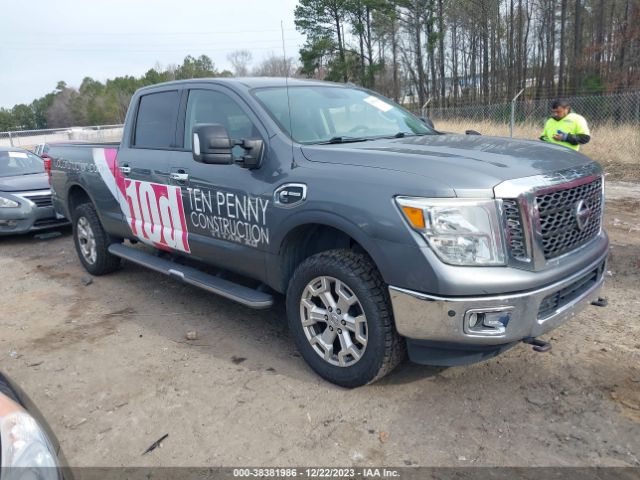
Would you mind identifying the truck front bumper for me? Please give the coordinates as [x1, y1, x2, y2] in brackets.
[389, 250, 608, 352]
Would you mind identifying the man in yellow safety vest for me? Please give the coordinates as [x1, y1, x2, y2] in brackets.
[540, 99, 591, 151]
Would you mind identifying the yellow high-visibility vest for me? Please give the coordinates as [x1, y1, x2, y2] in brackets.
[541, 113, 590, 151]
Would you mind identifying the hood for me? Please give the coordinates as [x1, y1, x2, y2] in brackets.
[0, 173, 49, 192]
[301, 134, 596, 192]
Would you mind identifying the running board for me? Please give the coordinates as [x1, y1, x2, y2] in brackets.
[108, 244, 274, 309]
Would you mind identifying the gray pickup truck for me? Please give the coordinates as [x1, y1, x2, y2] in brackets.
[49, 78, 608, 387]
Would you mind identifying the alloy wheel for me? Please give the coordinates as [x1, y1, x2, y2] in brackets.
[299, 276, 368, 367]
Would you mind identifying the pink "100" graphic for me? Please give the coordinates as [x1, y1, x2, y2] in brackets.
[93, 148, 190, 254]
[123, 179, 190, 253]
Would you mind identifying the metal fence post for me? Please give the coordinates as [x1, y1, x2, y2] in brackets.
[421, 98, 431, 119]
[510, 89, 524, 138]
[7, 132, 13, 147]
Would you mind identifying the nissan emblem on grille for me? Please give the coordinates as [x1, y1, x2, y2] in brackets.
[575, 199, 592, 231]
[535, 177, 603, 260]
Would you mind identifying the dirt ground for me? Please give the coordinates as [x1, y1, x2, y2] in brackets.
[1, 182, 639, 468]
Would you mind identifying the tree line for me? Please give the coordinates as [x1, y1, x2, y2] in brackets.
[2, 1, 638, 131]
[0, 55, 227, 131]
[294, 0, 640, 106]
[0, 53, 294, 131]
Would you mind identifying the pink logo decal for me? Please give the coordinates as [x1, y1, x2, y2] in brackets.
[92, 147, 190, 254]
[123, 179, 190, 253]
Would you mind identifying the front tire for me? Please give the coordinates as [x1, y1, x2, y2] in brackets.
[286, 250, 405, 388]
[72, 203, 121, 275]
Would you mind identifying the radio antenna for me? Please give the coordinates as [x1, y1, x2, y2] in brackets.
[281, 20, 297, 169]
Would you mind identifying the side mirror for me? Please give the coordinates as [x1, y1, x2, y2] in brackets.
[465, 129, 482, 136]
[192, 124, 234, 164]
[239, 139, 264, 170]
[420, 117, 435, 129]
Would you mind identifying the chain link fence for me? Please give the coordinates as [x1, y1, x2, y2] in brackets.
[422, 91, 640, 138]
[4, 92, 638, 146]
[0, 124, 124, 151]
[412, 91, 640, 181]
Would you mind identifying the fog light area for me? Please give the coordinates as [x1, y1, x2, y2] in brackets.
[464, 308, 512, 336]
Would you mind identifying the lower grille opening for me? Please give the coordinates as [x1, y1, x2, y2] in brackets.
[33, 218, 67, 227]
[538, 262, 604, 319]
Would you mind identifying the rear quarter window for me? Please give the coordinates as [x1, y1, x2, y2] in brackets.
[134, 91, 180, 149]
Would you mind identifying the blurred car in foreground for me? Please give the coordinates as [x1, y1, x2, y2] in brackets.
[0, 372, 73, 479]
[0, 147, 68, 235]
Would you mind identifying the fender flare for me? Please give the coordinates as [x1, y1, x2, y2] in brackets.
[64, 181, 110, 227]
[269, 209, 395, 283]
[64, 181, 95, 214]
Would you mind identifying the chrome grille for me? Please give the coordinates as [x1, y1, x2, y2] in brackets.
[26, 194, 53, 208]
[503, 199, 527, 260]
[535, 178, 602, 259]
[17, 191, 53, 208]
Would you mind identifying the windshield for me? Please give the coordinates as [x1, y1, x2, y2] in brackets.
[253, 86, 433, 144]
[0, 150, 44, 177]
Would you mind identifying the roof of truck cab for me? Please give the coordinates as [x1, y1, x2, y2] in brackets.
[136, 77, 349, 93]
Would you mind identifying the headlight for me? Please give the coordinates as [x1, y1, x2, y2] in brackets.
[0, 197, 19, 208]
[396, 197, 505, 266]
[0, 394, 60, 479]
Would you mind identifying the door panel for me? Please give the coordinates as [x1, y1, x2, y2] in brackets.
[115, 89, 188, 252]
[171, 87, 272, 280]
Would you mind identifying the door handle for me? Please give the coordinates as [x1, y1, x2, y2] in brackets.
[119, 166, 131, 175]
[170, 172, 189, 181]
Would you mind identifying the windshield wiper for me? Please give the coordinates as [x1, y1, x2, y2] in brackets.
[315, 136, 370, 145]
[372, 132, 431, 140]
[397, 132, 431, 137]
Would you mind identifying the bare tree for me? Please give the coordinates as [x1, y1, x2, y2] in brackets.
[253, 54, 297, 77]
[227, 50, 253, 77]
[45, 88, 76, 128]
[396, 0, 429, 106]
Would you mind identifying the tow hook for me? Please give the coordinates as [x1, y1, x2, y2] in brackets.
[591, 297, 608, 307]
[522, 337, 552, 353]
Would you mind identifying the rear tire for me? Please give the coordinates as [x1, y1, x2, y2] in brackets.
[286, 250, 406, 388]
[72, 203, 121, 275]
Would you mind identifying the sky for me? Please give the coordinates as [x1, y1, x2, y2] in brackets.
[0, 0, 306, 109]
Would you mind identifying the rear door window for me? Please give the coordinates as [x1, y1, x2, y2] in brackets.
[134, 90, 180, 149]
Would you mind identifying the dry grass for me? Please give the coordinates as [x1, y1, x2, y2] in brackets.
[435, 120, 640, 182]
